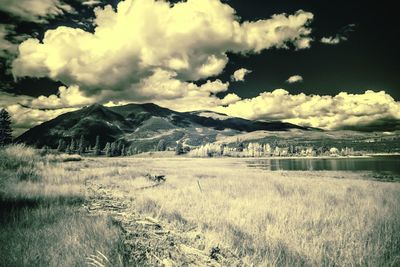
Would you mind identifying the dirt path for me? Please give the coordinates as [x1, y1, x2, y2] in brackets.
[84, 177, 241, 266]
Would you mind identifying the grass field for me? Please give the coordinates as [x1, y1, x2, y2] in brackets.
[79, 156, 400, 266]
[0, 145, 125, 267]
[1, 147, 400, 266]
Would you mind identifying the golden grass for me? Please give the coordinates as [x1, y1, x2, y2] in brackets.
[0, 146, 125, 267]
[2, 146, 399, 266]
[0, 203, 124, 267]
[83, 157, 400, 266]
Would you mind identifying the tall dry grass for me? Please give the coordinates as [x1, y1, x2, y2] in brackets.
[4, 147, 398, 266]
[0, 145, 125, 267]
[89, 157, 400, 266]
[0, 144, 40, 186]
[0, 203, 124, 267]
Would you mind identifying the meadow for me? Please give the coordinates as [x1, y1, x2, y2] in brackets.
[73, 155, 400, 266]
[0, 145, 125, 267]
[1, 147, 400, 266]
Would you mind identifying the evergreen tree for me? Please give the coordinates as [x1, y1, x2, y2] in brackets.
[156, 139, 167, 151]
[0, 109, 12, 146]
[110, 142, 117, 156]
[289, 145, 294, 155]
[220, 144, 226, 156]
[78, 135, 86, 155]
[175, 141, 184, 155]
[128, 144, 136, 156]
[94, 135, 101, 156]
[116, 141, 122, 156]
[236, 139, 244, 152]
[104, 142, 111, 157]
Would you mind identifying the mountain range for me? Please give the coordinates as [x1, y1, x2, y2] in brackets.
[15, 103, 310, 151]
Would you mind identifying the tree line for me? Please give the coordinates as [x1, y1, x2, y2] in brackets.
[188, 141, 357, 158]
[55, 136, 187, 156]
[56, 135, 130, 156]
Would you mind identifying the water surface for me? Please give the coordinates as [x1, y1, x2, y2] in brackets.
[247, 156, 400, 178]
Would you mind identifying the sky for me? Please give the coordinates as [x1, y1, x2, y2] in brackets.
[0, 0, 399, 136]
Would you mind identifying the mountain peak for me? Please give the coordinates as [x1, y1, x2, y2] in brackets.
[88, 103, 104, 108]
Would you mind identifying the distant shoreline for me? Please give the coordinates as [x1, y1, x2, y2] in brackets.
[366, 153, 400, 157]
[131, 151, 400, 159]
[244, 154, 400, 160]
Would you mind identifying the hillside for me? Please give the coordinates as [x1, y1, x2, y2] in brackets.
[15, 103, 309, 151]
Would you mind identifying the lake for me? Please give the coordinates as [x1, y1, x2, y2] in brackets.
[247, 156, 400, 176]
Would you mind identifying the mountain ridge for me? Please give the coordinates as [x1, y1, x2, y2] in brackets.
[16, 102, 311, 150]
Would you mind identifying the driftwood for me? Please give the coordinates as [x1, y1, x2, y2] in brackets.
[84, 178, 241, 266]
[145, 173, 166, 183]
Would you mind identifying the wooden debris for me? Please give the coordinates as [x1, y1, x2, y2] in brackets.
[84, 179, 241, 266]
[145, 173, 166, 182]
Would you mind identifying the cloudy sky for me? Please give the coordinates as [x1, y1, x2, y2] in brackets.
[0, 0, 399, 136]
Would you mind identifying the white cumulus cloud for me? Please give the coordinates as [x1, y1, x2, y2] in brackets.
[12, 0, 314, 103]
[215, 90, 400, 130]
[82, 0, 101, 6]
[0, 90, 77, 136]
[135, 68, 240, 111]
[286, 75, 303, 83]
[0, 91, 33, 108]
[6, 104, 77, 136]
[320, 36, 342, 45]
[30, 85, 95, 109]
[231, 68, 252, 82]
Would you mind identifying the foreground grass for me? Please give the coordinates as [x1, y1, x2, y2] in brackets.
[0, 203, 124, 267]
[2, 147, 399, 266]
[86, 157, 400, 266]
[0, 145, 125, 267]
